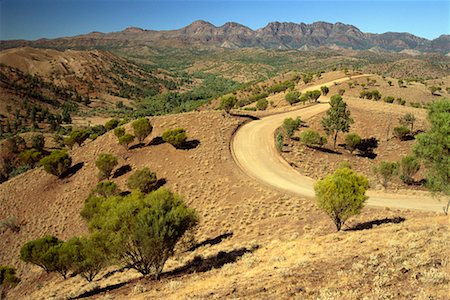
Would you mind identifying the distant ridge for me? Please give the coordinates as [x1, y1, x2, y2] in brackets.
[1, 20, 449, 53]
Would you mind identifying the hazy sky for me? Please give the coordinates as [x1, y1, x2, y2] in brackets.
[0, 0, 449, 40]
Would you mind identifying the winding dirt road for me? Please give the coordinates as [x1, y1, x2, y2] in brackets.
[231, 76, 444, 212]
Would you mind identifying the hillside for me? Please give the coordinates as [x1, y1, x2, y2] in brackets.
[0, 107, 447, 299]
[1, 21, 449, 53]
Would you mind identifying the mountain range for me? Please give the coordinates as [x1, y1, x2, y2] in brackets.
[1, 20, 449, 53]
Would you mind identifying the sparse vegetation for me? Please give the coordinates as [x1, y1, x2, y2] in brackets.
[314, 167, 368, 231]
[127, 167, 158, 193]
[282, 117, 302, 138]
[393, 126, 411, 140]
[220, 95, 237, 113]
[373, 161, 399, 189]
[95, 153, 118, 180]
[162, 128, 188, 148]
[299, 130, 327, 148]
[399, 156, 420, 184]
[39, 150, 71, 177]
[119, 133, 135, 149]
[285, 91, 301, 105]
[132, 118, 153, 143]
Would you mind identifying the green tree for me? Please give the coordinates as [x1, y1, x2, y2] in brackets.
[399, 156, 420, 184]
[282, 117, 302, 138]
[95, 153, 118, 180]
[285, 91, 301, 105]
[345, 133, 361, 155]
[373, 161, 399, 189]
[276, 132, 284, 152]
[314, 167, 369, 231]
[413, 99, 450, 196]
[127, 167, 158, 193]
[162, 128, 187, 148]
[31, 134, 45, 151]
[114, 127, 125, 138]
[299, 129, 327, 147]
[64, 136, 75, 150]
[105, 119, 119, 131]
[132, 118, 153, 143]
[320, 86, 329, 96]
[85, 189, 198, 278]
[220, 95, 237, 113]
[256, 98, 268, 110]
[119, 133, 135, 149]
[321, 95, 354, 149]
[20, 236, 63, 273]
[91, 181, 121, 198]
[0, 265, 20, 299]
[19, 149, 42, 167]
[39, 150, 72, 177]
[305, 90, 321, 102]
[69, 129, 89, 147]
[399, 113, 416, 132]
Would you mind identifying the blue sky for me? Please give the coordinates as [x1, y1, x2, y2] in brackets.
[0, 0, 449, 40]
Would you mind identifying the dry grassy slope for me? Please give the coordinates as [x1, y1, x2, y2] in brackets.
[0, 110, 444, 299]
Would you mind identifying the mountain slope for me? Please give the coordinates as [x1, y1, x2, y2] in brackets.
[1, 21, 448, 53]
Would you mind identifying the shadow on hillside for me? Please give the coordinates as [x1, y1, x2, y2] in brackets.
[356, 152, 377, 159]
[148, 136, 165, 146]
[230, 112, 260, 120]
[310, 146, 342, 155]
[153, 178, 167, 190]
[72, 246, 257, 299]
[178, 139, 200, 150]
[187, 232, 233, 252]
[345, 217, 406, 231]
[113, 164, 132, 178]
[165, 245, 258, 277]
[60, 162, 84, 179]
[129, 142, 145, 150]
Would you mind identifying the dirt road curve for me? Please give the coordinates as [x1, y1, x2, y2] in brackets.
[231, 75, 444, 212]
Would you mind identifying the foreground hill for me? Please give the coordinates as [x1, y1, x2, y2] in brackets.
[0, 109, 446, 299]
[1, 21, 449, 53]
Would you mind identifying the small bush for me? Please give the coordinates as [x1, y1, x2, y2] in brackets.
[276, 132, 284, 152]
[393, 126, 411, 140]
[282, 117, 302, 138]
[69, 129, 90, 147]
[373, 161, 398, 189]
[119, 133, 135, 149]
[285, 91, 301, 105]
[162, 128, 187, 148]
[95, 153, 118, 180]
[220, 95, 237, 113]
[39, 150, 72, 177]
[345, 133, 361, 154]
[31, 134, 45, 151]
[383, 96, 395, 103]
[0, 265, 20, 297]
[256, 98, 268, 110]
[114, 127, 125, 138]
[299, 130, 326, 147]
[127, 167, 158, 193]
[105, 119, 119, 131]
[320, 86, 329, 96]
[91, 181, 121, 198]
[132, 118, 153, 143]
[0, 216, 20, 233]
[399, 156, 420, 184]
[19, 149, 42, 167]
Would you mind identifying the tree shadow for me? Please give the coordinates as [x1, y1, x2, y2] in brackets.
[187, 232, 233, 252]
[112, 164, 132, 178]
[129, 143, 145, 150]
[70, 279, 136, 299]
[178, 139, 200, 150]
[356, 152, 377, 159]
[165, 246, 258, 277]
[60, 162, 84, 179]
[310, 146, 342, 155]
[148, 136, 165, 146]
[229, 112, 260, 120]
[345, 217, 406, 231]
[154, 178, 167, 190]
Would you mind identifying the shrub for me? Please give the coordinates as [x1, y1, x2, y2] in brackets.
[399, 156, 420, 184]
[338, 89, 345, 96]
[31, 134, 45, 151]
[0, 265, 20, 298]
[345, 133, 361, 154]
[373, 161, 399, 189]
[105, 119, 119, 131]
[62, 235, 108, 282]
[69, 129, 90, 147]
[119, 133, 135, 149]
[393, 126, 411, 140]
[91, 181, 121, 198]
[320, 86, 329, 96]
[132, 118, 153, 143]
[89, 125, 107, 137]
[276, 132, 284, 152]
[383, 96, 395, 103]
[299, 130, 326, 147]
[399, 113, 416, 132]
[95, 153, 118, 180]
[114, 127, 125, 138]
[285, 91, 300, 105]
[305, 90, 322, 102]
[85, 188, 198, 278]
[127, 167, 158, 193]
[19, 149, 42, 167]
[20, 236, 63, 273]
[39, 150, 72, 177]
[256, 98, 268, 110]
[64, 136, 75, 150]
[282, 117, 302, 138]
[162, 128, 187, 148]
[0, 216, 20, 233]
[220, 95, 237, 113]
[314, 167, 369, 231]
